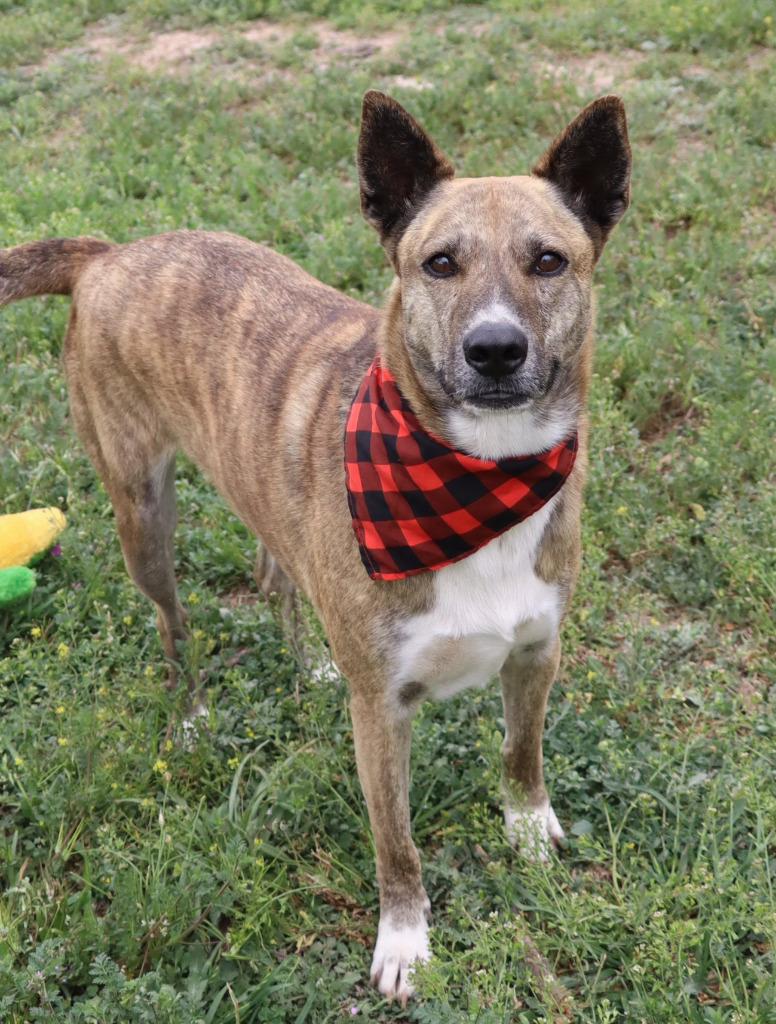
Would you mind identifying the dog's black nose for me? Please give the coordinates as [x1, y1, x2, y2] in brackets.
[463, 322, 528, 380]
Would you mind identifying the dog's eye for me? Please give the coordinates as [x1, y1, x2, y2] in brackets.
[534, 252, 567, 276]
[424, 253, 457, 278]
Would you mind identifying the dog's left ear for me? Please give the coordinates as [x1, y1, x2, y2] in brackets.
[358, 91, 454, 258]
[533, 96, 631, 257]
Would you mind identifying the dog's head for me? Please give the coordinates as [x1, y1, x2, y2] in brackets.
[357, 91, 631, 456]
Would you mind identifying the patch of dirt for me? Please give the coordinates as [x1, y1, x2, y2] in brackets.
[671, 134, 711, 162]
[571, 863, 613, 887]
[744, 47, 774, 70]
[218, 584, 259, 608]
[662, 213, 693, 238]
[681, 62, 712, 77]
[239, 22, 294, 46]
[736, 677, 767, 715]
[392, 74, 435, 90]
[540, 49, 645, 93]
[89, 28, 218, 69]
[85, 20, 405, 75]
[639, 389, 697, 443]
[741, 200, 776, 252]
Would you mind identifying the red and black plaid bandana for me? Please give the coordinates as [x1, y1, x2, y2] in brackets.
[344, 356, 578, 581]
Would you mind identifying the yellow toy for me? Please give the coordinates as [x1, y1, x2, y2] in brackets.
[0, 507, 67, 607]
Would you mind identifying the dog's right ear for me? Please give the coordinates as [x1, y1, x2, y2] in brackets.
[357, 91, 454, 257]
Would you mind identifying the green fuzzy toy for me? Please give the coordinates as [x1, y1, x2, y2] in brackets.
[0, 565, 37, 605]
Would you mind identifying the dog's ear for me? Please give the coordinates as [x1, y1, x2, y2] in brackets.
[533, 96, 631, 257]
[358, 91, 454, 256]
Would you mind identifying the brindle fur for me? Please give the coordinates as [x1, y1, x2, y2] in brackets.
[0, 92, 630, 1003]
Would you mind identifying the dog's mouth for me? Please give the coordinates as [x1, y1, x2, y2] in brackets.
[434, 359, 561, 414]
[457, 359, 562, 412]
[462, 390, 533, 410]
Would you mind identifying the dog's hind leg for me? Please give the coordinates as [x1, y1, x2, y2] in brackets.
[90, 447, 194, 700]
[64, 344, 194, 705]
[499, 638, 565, 861]
[106, 451, 193, 697]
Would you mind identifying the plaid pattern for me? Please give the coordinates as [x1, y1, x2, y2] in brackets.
[344, 356, 578, 580]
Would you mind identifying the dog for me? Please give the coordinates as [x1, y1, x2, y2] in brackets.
[0, 90, 630, 1003]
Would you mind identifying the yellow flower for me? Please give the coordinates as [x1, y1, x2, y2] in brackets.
[123, 615, 132, 625]
[245, 726, 254, 738]
[56, 705, 65, 714]
[14, 756, 23, 767]
[153, 759, 168, 773]
[57, 642, 69, 659]
[58, 737, 68, 746]
[187, 592, 199, 605]
[228, 756, 239, 769]
[30, 626, 41, 638]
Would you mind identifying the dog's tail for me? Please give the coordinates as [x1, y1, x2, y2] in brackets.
[0, 236, 114, 306]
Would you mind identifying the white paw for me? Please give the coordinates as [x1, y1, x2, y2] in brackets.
[178, 702, 208, 751]
[370, 911, 430, 1005]
[309, 654, 344, 685]
[504, 800, 564, 862]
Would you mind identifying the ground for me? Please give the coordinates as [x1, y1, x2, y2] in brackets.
[1, 1, 775, 1022]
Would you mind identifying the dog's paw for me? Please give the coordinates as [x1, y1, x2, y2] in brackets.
[178, 702, 209, 751]
[370, 911, 430, 1006]
[504, 801, 564, 862]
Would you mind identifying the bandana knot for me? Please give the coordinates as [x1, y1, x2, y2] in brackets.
[344, 356, 578, 580]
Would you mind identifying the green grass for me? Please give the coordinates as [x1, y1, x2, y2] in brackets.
[1, 1, 775, 1021]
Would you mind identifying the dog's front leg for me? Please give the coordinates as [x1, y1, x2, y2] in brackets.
[499, 638, 565, 861]
[350, 691, 430, 1004]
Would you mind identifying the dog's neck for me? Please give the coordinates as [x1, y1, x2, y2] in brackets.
[444, 402, 580, 461]
[379, 284, 591, 462]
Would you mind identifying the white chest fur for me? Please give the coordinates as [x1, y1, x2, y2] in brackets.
[391, 496, 561, 707]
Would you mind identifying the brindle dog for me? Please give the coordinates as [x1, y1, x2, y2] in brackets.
[0, 92, 630, 1003]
